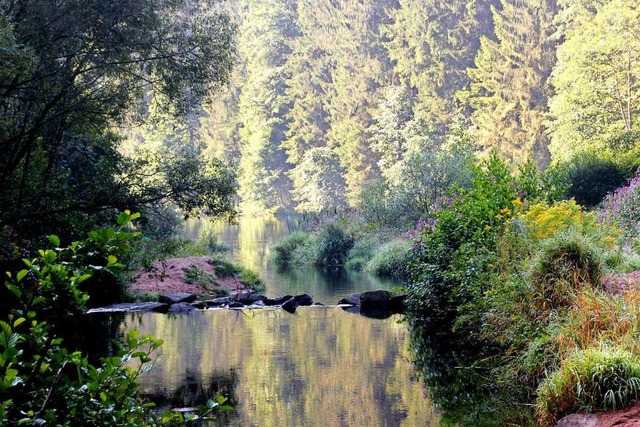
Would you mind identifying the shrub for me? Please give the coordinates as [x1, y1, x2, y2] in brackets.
[345, 233, 386, 271]
[536, 347, 640, 426]
[528, 231, 603, 312]
[313, 223, 354, 270]
[520, 200, 598, 241]
[239, 269, 265, 292]
[600, 173, 640, 240]
[365, 239, 411, 279]
[272, 231, 309, 267]
[562, 152, 630, 208]
[184, 264, 218, 288]
[0, 212, 161, 425]
[210, 255, 242, 278]
[407, 155, 547, 330]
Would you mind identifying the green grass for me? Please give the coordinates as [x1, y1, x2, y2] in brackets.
[365, 239, 411, 279]
[536, 347, 640, 426]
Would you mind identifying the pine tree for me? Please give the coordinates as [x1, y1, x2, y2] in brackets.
[236, 0, 297, 213]
[462, 0, 558, 167]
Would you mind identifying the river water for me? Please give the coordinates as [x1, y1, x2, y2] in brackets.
[116, 217, 440, 426]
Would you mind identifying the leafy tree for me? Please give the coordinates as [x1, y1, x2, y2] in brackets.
[549, 0, 640, 162]
[0, 0, 236, 240]
[289, 147, 347, 213]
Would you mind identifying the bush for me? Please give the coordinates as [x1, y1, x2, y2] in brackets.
[600, 173, 640, 240]
[562, 153, 630, 208]
[365, 239, 411, 279]
[345, 233, 386, 271]
[528, 231, 603, 312]
[407, 155, 548, 330]
[272, 231, 309, 267]
[0, 212, 161, 425]
[536, 347, 640, 426]
[312, 223, 354, 270]
[210, 255, 242, 278]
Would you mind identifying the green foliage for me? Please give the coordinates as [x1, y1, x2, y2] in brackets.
[209, 256, 264, 292]
[407, 155, 550, 331]
[345, 234, 387, 272]
[0, 214, 154, 425]
[528, 230, 603, 313]
[184, 265, 218, 289]
[549, 0, 640, 162]
[210, 256, 242, 278]
[272, 232, 310, 268]
[313, 223, 355, 270]
[0, 0, 237, 241]
[462, 0, 557, 166]
[365, 240, 412, 279]
[559, 153, 631, 207]
[536, 347, 640, 426]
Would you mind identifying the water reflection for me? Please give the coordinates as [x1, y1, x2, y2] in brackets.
[183, 216, 395, 303]
[122, 308, 440, 426]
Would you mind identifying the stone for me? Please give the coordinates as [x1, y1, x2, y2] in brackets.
[87, 302, 170, 314]
[168, 302, 196, 314]
[282, 298, 297, 314]
[337, 293, 361, 306]
[389, 295, 407, 314]
[360, 290, 391, 310]
[228, 302, 244, 308]
[235, 293, 266, 305]
[158, 293, 197, 305]
[192, 297, 232, 309]
[264, 295, 293, 306]
[294, 294, 313, 306]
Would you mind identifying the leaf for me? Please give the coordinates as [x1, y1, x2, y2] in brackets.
[6, 284, 21, 298]
[48, 235, 60, 247]
[117, 212, 130, 226]
[16, 270, 28, 282]
[13, 318, 25, 328]
[107, 255, 117, 264]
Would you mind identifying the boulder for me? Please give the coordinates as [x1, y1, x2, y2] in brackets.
[87, 302, 170, 314]
[168, 302, 196, 314]
[282, 298, 297, 314]
[192, 297, 232, 309]
[159, 293, 197, 305]
[294, 294, 313, 306]
[360, 290, 391, 310]
[265, 295, 293, 306]
[235, 293, 266, 305]
[389, 295, 406, 314]
[337, 293, 361, 306]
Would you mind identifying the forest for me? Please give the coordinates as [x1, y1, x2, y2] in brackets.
[1, 0, 640, 425]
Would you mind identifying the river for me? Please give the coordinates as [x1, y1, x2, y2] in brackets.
[116, 216, 441, 426]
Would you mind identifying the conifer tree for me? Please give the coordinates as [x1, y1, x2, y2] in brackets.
[236, 0, 297, 213]
[462, 0, 557, 166]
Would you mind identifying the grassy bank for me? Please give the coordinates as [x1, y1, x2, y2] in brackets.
[404, 156, 640, 425]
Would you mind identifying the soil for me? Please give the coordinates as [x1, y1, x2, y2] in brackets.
[128, 256, 247, 296]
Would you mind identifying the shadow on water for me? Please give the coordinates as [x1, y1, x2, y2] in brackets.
[407, 319, 536, 426]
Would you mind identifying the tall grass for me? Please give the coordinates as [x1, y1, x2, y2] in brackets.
[365, 239, 411, 279]
[536, 347, 640, 426]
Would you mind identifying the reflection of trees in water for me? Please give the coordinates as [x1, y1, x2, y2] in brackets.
[140, 368, 239, 424]
[408, 320, 536, 426]
[64, 313, 126, 362]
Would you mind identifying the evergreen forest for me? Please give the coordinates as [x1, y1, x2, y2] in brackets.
[2, 0, 640, 425]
